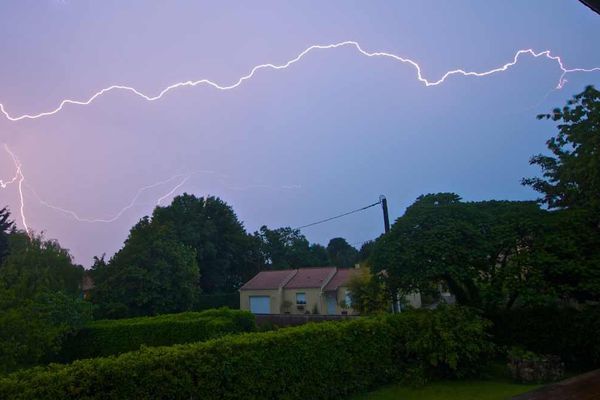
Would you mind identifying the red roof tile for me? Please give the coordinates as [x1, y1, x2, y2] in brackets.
[324, 268, 360, 291]
[284, 267, 336, 289]
[240, 269, 296, 290]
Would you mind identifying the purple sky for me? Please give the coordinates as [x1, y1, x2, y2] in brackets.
[1, 1, 599, 265]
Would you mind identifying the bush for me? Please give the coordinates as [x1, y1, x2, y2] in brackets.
[385, 306, 495, 382]
[57, 308, 255, 361]
[488, 306, 600, 369]
[0, 307, 493, 400]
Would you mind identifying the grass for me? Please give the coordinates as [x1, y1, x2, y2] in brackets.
[351, 363, 541, 400]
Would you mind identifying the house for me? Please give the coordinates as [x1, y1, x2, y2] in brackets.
[240, 267, 359, 315]
[240, 266, 423, 315]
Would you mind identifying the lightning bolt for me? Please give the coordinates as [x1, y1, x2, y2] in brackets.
[25, 174, 191, 223]
[1, 41, 598, 122]
[19, 168, 299, 225]
[1, 144, 30, 234]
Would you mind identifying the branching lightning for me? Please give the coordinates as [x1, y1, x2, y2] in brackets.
[25, 174, 192, 223]
[12, 168, 299, 225]
[1, 41, 599, 122]
[1, 41, 599, 233]
[1, 144, 29, 234]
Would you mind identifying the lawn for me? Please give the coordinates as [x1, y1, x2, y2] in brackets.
[351, 379, 540, 400]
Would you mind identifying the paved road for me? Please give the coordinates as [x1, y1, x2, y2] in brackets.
[512, 369, 600, 400]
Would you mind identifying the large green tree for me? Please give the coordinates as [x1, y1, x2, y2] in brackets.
[523, 85, 600, 222]
[370, 193, 590, 310]
[0, 217, 92, 373]
[91, 217, 199, 318]
[326, 237, 358, 268]
[0, 232, 84, 299]
[254, 226, 330, 269]
[151, 194, 262, 293]
[0, 206, 14, 266]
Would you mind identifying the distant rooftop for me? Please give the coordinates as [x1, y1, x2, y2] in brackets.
[324, 268, 360, 291]
[240, 269, 296, 290]
[240, 266, 358, 291]
[284, 267, 336, 289]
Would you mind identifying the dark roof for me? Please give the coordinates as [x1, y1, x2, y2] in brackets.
[240, 269, 296, 290]
[324, 268, 360, 291]
[284, 267, 336, 289]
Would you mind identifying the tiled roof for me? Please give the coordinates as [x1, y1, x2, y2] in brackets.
[240, 269, 297, 290]
[324, 268, 360, 291]
[284, 267, 336, 289]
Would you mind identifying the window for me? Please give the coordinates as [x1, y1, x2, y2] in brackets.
[345, 290, 352, 307]
[296, 292, 306, 305]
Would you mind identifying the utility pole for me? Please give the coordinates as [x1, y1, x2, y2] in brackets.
[379, 195, 390, 233]
[380, 195, 399, 312]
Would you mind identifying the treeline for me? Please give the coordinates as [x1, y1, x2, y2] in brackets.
[89, 194, 366, 319]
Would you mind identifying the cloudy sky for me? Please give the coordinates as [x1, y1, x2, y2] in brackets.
[1, 1, 599, 265]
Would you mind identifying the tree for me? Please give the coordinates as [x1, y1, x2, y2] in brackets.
[0, 206, 14, 266]
[523, 85, 600, 222]
[370, 193, 577, 310]
[326, 237, 358, 268]
[0, 227, 92, 373]
[152, 194, 262, 293]
[358, 240, 376, 262]
[346, 267, 389, 314]
[0, 232, 84, 299]
[254, 226, 331, 269]
[91, 217, 199, 318]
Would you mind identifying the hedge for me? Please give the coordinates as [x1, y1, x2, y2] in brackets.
[57, 308, 255, 361]
[488, 305, 600, 369]
[0, 307, 493, 400]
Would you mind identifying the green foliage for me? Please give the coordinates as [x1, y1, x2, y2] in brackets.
[372, 193, 600, 310]
[0, 289, 92, 374]
[523, 85, 600, 221]
[0, 228, 91, 374]
[488, 306, 600, 369]
[194, 292, 240, 310]
[385, 306, 495, 382]
[347, 267, 390, 314]
[0, 206, 14, 266]
[0, 232, 84, 299]
[0, 307, 493, 400]
[254, 225, 331, 269]
[153, 194, 263, 293]
[327, 237, 358, 268]
[58, 308, 255, 361]
[90, 217, 200, 319]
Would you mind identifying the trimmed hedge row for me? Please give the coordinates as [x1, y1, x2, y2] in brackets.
[58, 308, 255, 361]
[489, 306, 600, 369]
[0, 307, 493, 400]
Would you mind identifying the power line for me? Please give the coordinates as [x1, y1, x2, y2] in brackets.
[295, 200, 381, 230]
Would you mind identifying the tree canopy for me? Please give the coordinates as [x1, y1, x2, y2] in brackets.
[371, 193, 599, 310]
[0, 209, 92, 373]
[254, 226, 330, 269]
[523, 85, 600, 222]
[91, 217, 200, 319]
[326, 237, 358, 268]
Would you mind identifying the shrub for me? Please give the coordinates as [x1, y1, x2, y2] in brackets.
[57, 308, 255, 361]
[0, 307, 493, 400]
[385, 306, 495, 382]
[488, 306, 600, 369]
